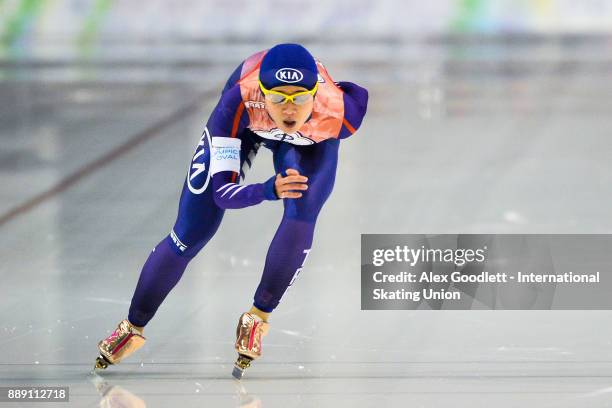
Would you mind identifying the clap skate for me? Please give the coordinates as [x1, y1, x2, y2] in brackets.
[94, 319, 146, 370]
[232, 312, 269, 379]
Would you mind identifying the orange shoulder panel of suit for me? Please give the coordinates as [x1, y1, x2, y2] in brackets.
[317, 61, 358, 136]
[239, 50, 267, 81]
[309, 61, 345, 141]
[239, 66, 275, 131]
[316, 60, 343, 91]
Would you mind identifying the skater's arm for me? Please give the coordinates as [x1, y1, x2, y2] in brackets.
[204, 86, 276, 209]
[337, 81, 369, 139]
[212, 159, 308, 208]
[210, 137, 278, 209]
[212, 173, 278, 209]
[206, 85, 309, 208]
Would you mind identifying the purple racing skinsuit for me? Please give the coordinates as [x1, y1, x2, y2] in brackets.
[128, 50, 368, 327]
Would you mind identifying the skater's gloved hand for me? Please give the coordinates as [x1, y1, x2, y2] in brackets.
[274, 168, 308, 199]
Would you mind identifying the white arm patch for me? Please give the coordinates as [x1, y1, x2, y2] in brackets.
[210, 137, 241, 175]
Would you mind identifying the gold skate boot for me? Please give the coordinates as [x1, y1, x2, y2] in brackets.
[94, 319, 146, 370]
[232, 312, 269, 379]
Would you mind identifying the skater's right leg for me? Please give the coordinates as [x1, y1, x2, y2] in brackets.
[126, 128, 262, 328]
[95, 127, 226, 369]
[96, 125, 264, 369]
[126, 124, 231, 328]
[127, 234, 196, 328]
[96, 194, 223, 370]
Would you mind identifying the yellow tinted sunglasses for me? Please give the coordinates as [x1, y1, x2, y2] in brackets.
[258, 80, 318, 105]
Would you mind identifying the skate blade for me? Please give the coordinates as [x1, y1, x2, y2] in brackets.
[94, 355, 110, 371]
[232, 365, 245, 380]
[232, 355, 253, 380]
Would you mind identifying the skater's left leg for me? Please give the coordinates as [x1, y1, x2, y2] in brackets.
[254, 138, 340, 314]
[232, 138, 339, 378]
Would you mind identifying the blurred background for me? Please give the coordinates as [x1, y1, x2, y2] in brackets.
[2, 1, 612, 407]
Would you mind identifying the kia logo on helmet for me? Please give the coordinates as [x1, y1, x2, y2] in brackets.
[275, 68, 303, 83]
